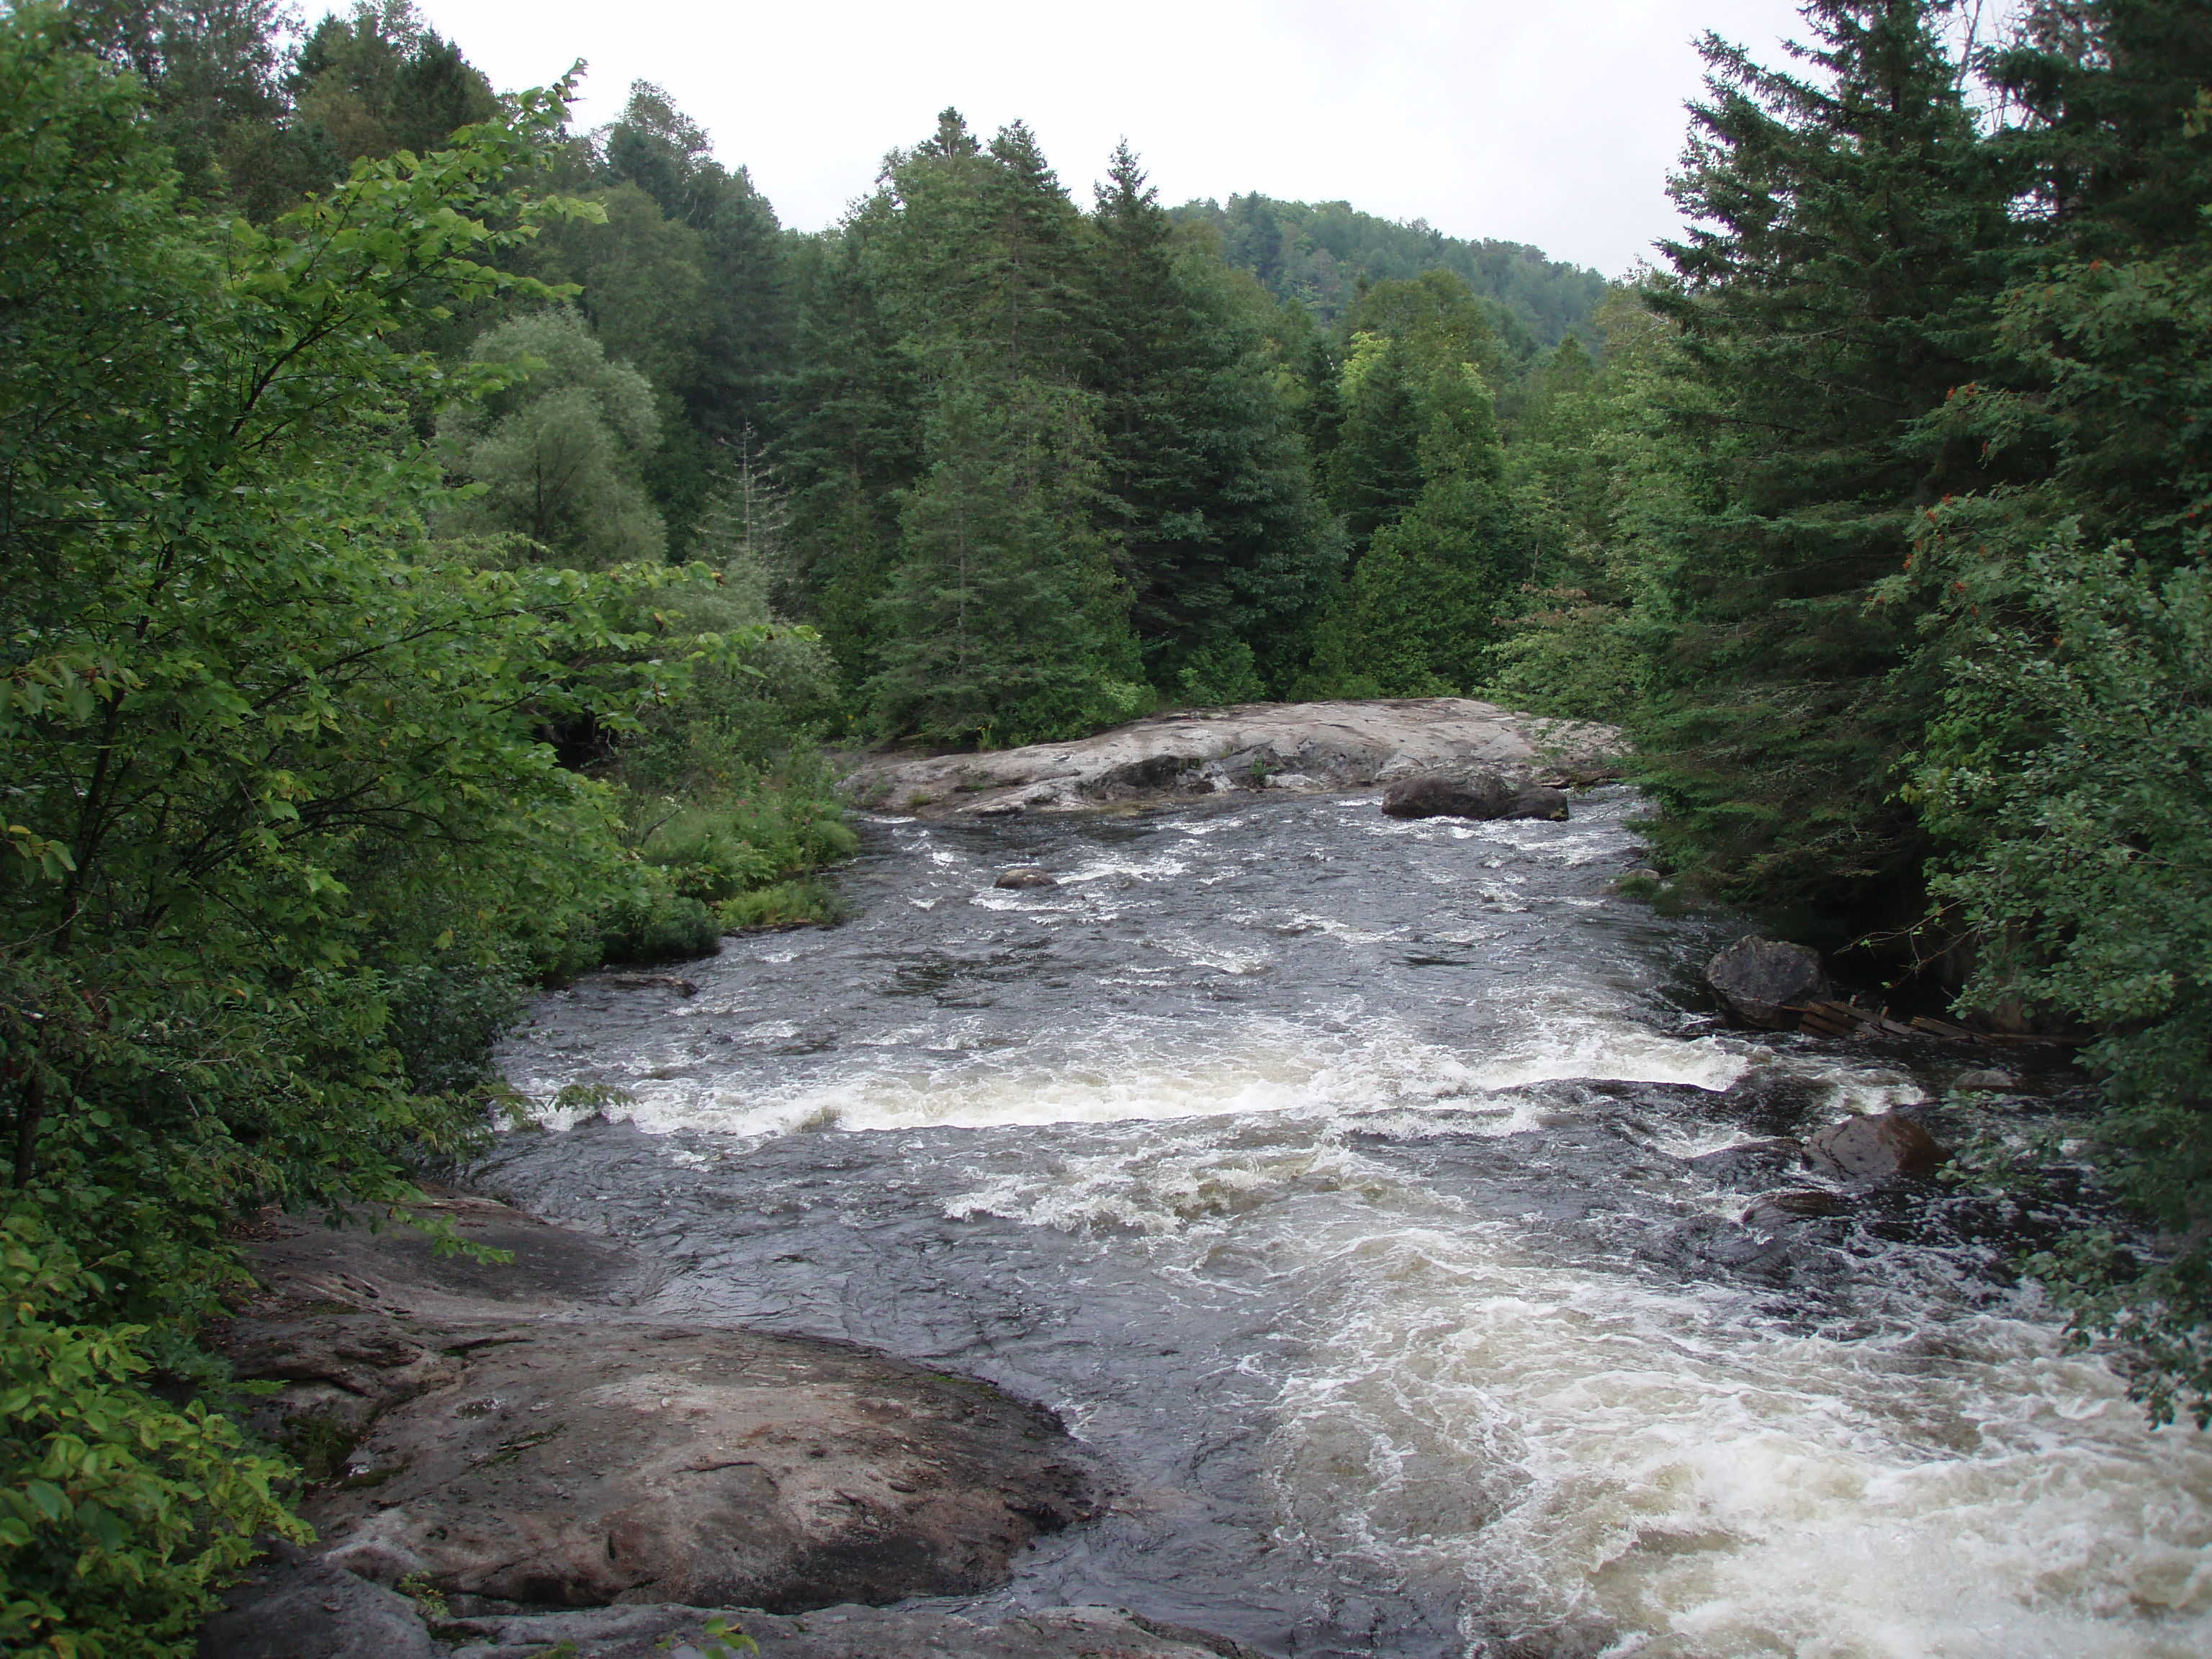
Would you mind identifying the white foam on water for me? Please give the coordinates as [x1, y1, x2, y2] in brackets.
[522, 1013, 1758, 1139]
[1461, 1023, 1754, 1095]
[1266, 1218, 2212, 1659]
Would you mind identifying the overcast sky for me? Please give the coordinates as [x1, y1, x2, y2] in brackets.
[407, 1, 1818, 278]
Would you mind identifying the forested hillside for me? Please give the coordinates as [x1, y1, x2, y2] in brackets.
[3, 1, 2210, 1652]
[1172, 192, 1611, 346]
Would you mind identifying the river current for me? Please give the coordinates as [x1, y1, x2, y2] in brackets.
[487, 788, 2211, 1658]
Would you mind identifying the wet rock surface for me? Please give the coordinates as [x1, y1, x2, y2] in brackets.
[208, 1195, 1103, 1653]
[840, 697, 1620, 818]
[1707, 935, 1833, 1028]
[1379, 770, 1571, 822]
[1805, 1110, 1951, 1180]
[203, 1554, 1258, 1659]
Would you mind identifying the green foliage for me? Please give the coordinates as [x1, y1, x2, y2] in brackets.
[1087, 144, 1339, 691]
[1620, 0, 2016, 914]
[1172, 191, 1607, 346]
[0, 17, 855, 1647]
[289, 1, 498, 174]
[867, 376, 1148, 746]
[1910, 520, 2212, 1426]
[592, 890, 723, 966]
[0, 1213, 305, 1659]
[439, 309, 667, 566]
[714, 880, 845, 932]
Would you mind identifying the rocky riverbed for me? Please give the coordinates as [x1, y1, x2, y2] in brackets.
[204, 703, 2212, 1658]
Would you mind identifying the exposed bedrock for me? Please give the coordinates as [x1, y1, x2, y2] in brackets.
[202, 1194, 1112, 1656]
[840, 696, 1622, 819]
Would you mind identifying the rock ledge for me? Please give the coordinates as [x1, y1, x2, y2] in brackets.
[842, 697, 1621, 818]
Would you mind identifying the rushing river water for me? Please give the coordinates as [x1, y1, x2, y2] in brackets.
[488, 788, 2211, 1659]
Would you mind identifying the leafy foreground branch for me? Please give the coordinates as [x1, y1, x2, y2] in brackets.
[0, 12, 843, 1651]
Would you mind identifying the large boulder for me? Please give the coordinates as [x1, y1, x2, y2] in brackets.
[1380, 770, 1570, 822]
[1804, 1112, 1950, 1181]
[212, 1197, 1100, 1634]
[1706, 936, 1831, 1028]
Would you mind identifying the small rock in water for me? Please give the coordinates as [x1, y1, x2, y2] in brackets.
[1952, 1068, 2016, 1092]
[1706, 935, 1830, 1028]
[969, 801, 1025, 818]
[1804, 1111, 1949, 1180]
[1506, 784, 1570, 821]
[1380, 770, 1568, 822]
[608, 974, 699, 996]
[1743, 1188, 1848, 1230]
[994, 867, 1058, 889]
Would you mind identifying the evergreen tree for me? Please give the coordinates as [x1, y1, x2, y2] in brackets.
[1085, 142, 1339, 697]
[1325, 332, 1427, 553]
[1308, 361, 1517, 695]
[598, 81, 790, 448]
[868, 377, 1144, 745]
[1629, 0, 2017, 915]
[775, 224, 922, 685]
[287, 0, 497, 170]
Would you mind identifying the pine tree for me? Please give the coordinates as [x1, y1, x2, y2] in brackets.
[598, 81, 791, 448]
[1325, 333, 1427, 553]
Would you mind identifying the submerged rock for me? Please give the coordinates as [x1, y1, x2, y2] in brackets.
[1743, 1189, 1849, 1230]
[207, 1195, 1100, 1647]
[994, 867, 1058, 889]
[608, 974, 701, 996]
[1952, 1068, 2016, 1092]
[1706, 936, 1831, 1028]
[1683, 1138, 1806, 1192]
[1804, 1112, 1950, 1181]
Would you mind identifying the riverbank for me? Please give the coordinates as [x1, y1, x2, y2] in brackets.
[202, 1191, 1254, 1658]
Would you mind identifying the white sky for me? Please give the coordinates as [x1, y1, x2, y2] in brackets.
[405, 0, 1817, 278]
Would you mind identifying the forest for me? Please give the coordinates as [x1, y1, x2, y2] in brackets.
[1, 0, 2208, 1653]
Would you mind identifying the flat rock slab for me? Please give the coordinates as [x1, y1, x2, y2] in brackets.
[207, 1195, 1100, 1647]
[443, 1601, 1264, 1658]
[204, 1562, 1258, 1659]
[841, 696, 1621, 819]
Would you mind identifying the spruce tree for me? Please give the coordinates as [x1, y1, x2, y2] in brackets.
[1309, 361, 1517, 696]
[868, 377, 1144, 745]
[1631, 0, 2017, 914]
[1085, 143, 1339, 696]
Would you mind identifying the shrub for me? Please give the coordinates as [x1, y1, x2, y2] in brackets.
[0, 1215, 305, 1659]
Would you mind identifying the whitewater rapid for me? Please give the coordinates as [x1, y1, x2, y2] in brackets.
[490, 788, 2211, 1658]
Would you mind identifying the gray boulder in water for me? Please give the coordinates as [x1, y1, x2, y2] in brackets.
[1804, 1112, 1950, 1181]
[1706, 935, 1830, 1028]
[1381, 771, 1570, 822]
[994, 867, 1058, 889]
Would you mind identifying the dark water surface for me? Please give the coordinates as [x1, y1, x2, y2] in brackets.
[488, 790, 2211, 1658]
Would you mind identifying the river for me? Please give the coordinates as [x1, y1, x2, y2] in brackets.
[487, 786, 2211, 1658]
